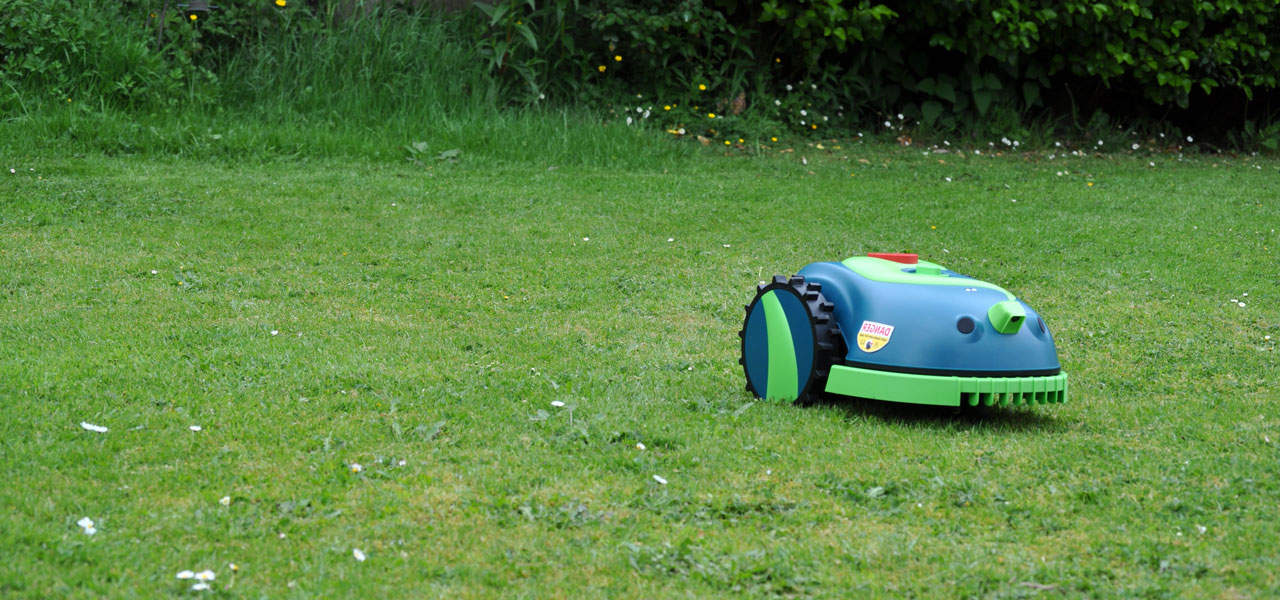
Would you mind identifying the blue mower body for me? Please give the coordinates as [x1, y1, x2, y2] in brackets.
[739, 254, 1067, 407]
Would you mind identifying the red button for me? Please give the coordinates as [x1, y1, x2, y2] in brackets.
[867, 252, 918, 264]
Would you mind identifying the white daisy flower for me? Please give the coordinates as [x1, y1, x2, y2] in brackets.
[353, 548, 367, 562]
[176, 570, 195, 579]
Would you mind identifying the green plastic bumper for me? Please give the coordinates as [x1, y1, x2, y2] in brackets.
[825, 365, 1067, 407]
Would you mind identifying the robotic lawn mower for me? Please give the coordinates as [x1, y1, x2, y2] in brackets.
[739, 253, 1067, 407]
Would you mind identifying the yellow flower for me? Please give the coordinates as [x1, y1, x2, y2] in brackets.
[724, 140, 731, 146]
[737, 138, 744, 143]
[770, 136, 778, 142]
[930, 225, 937, 230]
[189, 13, 197, 20]
[775, 57, 781, 63]
[811, 124, 818, 129]
[698, 84, 706, 91]
[614, 55, 622, 62]
[597, 65, 606, 72]
[1087, 182, 1094, 187]
[275, 0, 286, 6]
[663, 105, 671, 111]
[707, 112, 715, 119]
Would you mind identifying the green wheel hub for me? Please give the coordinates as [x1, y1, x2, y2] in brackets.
[739, 275, 843, 403]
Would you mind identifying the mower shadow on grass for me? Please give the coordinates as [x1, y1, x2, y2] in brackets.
[812, 394, 1065, 433]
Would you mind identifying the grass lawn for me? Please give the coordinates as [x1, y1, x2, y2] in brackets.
[1, 144, 1277, 598]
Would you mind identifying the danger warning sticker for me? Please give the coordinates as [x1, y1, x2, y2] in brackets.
[856, 320, 894, 353]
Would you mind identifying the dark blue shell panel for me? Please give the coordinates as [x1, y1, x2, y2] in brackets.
[796, 261, 1061, 375]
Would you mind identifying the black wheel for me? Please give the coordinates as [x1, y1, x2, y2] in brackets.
[738, 274, 844, 404]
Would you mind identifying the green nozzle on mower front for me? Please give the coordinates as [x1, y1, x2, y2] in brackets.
[739, 253, 1067, 407]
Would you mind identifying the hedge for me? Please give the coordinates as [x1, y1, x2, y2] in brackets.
[3, 1, 1278, 137]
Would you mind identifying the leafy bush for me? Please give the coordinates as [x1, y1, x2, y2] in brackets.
[470, 0, 1280, 140]
[3, 0, 1278, 145]
[0, 0, 184, 109]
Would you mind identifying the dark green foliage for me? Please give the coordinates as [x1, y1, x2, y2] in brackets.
[2, 0, 1278, 143]
[471, 0, 1280, 136]
[0, 0, 184, 109]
